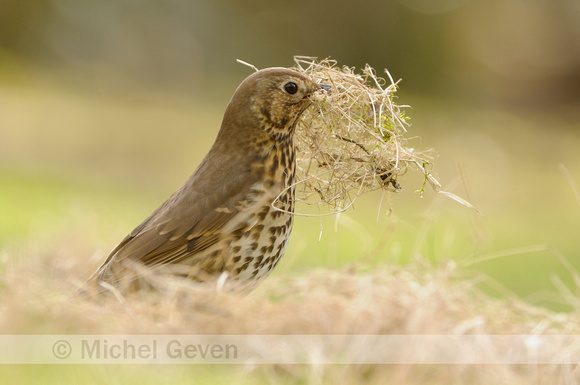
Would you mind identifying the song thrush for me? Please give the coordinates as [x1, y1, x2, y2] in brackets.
[87, 67, 320, 292]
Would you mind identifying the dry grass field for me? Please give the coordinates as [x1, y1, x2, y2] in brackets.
[2, 234, 580, 384]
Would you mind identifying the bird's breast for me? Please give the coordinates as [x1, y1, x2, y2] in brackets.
[221, 144, 296, 284]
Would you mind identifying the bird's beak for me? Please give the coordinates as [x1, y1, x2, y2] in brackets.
[318, 83, 333, 93]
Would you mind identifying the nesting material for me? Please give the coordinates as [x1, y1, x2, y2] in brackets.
[285, 56, 474, 215]
[289, 57, 427, 213]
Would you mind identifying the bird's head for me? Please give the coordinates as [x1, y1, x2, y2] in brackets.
[222, 67, 320, 142]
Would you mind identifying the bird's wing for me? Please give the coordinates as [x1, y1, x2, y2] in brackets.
[96, 161, 261, 276]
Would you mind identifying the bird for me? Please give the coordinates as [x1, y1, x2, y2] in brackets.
[84, 67, 321, 294]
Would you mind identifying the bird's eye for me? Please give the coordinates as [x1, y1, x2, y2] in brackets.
[284, 82, 298, 95]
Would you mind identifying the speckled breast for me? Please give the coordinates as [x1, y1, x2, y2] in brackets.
[226, 195, 294, 282]
[224, 143, 296, 284]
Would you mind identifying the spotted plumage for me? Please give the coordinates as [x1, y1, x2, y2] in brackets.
[84, 67, 320, 293]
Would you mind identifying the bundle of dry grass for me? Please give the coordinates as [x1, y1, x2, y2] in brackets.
[238, 56, 475, 216]
[290, 57, 434, 214]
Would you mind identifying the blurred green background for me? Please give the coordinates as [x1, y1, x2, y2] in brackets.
[1, 0, 579, 311]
